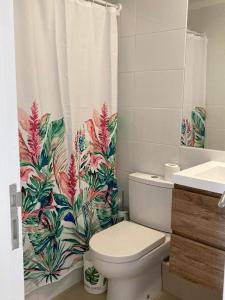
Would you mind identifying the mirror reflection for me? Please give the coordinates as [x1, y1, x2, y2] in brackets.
[181, 0, 225, 150]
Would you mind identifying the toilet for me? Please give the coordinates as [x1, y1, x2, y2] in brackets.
[89, 172, 174, 300]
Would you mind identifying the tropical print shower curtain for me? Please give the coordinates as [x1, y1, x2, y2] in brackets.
[14, 0, 118, 293]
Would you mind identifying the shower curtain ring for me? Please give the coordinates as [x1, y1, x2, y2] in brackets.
[105, 1, 108, 8]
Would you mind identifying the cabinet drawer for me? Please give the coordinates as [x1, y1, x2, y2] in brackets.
[172, 188, 225, 250]
[169, 234, 225, 293]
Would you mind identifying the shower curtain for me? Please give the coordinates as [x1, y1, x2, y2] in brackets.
[14, 0, 118, 294]
[181, 32, 207, 148]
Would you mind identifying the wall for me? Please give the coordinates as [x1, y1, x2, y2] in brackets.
[188, 2, 225, 150]
[116, 0, 188, 208]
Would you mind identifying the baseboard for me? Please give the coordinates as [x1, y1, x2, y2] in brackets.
[26, 267, 83, 300]
[162, 261, 222, 300]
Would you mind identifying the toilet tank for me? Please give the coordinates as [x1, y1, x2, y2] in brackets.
[129, 173, 174, 233]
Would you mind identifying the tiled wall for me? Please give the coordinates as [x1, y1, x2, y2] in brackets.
[117, 0, 188, 208]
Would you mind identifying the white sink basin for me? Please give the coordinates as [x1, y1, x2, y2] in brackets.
[173, 161, 225, 194]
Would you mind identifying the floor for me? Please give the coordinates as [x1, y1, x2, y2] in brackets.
[53, 283, 106, 300]
[53, 282, 180, 300]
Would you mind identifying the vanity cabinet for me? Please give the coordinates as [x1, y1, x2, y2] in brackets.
[169, 185, 225, 293]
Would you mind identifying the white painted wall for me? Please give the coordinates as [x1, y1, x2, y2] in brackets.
[0, 0, 24, 299]
[116, 0, 188, 208]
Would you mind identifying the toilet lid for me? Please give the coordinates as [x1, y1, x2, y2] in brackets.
[90, 221, 166, 263]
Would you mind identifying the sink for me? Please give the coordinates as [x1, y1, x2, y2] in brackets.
[173, 161, 225, 194]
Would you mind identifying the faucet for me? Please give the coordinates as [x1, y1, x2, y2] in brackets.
[218, 191, 225, 208]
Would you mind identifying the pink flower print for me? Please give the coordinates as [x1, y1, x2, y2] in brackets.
[18, 107, 30, 131]
[20, 167, 33, 182]
[99, 103, 109, 153]
[68, 154, 77, 204]
[89, 153, 102, 172]
[27, 102, 41, 164]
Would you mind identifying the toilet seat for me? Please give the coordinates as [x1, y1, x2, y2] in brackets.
[90, 221, 166, 264]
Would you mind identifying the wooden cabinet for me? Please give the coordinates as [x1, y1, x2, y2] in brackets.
[170, 234, 225, 291]
[169, 185, 225, 294]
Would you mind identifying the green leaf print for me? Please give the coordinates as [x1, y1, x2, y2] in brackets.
[19, 102, 118, 289]
[85, 267, 100, 285]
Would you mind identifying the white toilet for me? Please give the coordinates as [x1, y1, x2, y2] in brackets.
[89, 172, 174, 300]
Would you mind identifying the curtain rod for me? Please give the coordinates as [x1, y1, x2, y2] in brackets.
[85, 0, 122, 11]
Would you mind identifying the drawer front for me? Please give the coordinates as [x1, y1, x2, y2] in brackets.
[169, 234, 225, 292]
[172, 188, 225, 250]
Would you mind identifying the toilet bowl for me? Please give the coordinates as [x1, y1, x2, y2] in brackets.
[90, 172, 174, 300]
[90, 221, 170, 300]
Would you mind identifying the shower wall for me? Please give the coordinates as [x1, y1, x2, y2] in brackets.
[116, 0, 188, 208]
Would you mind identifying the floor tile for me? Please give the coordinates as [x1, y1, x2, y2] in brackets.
[52, 282, 106, 300]
[154, 292, 181, 300]
[53, 282, 180, 300]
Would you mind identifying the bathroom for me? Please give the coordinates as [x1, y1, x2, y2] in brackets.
[1, 0, 225, 299]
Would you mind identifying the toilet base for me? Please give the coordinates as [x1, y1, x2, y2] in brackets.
[107, 263, 162, 300]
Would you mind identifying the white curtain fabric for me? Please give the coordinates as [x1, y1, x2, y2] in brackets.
[183, 32, 208, 118]
[15, 0, 118, 140]
[14, 0, 118, 294]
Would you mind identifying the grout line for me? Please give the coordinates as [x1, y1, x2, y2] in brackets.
[119, 68, 185, 74]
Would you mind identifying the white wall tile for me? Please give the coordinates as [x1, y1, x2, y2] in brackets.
[117, 169, 130, 209]
[117, 140, 133, 172]
[131, 142, 180, 176]
[135, 29, 186, 71]
[117, 0, 188, 206]
[207, 79, 225, 106]
[136, 0, 188, 35]
[205, 128, 225, 151]
[206, 105, 225, 129]
[119, 0, 136, 37]
[118, 108, 134, 141]
[118, 72, 135, 108]
[135, 70, 184, 108]
[119, 36, 135, 72]
[133, 108, 182, 145]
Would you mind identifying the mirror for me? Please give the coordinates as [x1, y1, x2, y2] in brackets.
[181, 0, 225, 150]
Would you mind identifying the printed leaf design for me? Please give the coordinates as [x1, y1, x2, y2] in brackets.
[28, 211, 63, 255]
[19, 102, 118, 292]
[54, 194, 72, 209]
[191, 107, 206, 148]
[181, 106, 206, 148]
[40, 118, 65, 167]
[19, 130, 33, 164]
[85, 267, 100, 285]
[24, 242, 73, 284]
[40, 113, 50, 140]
